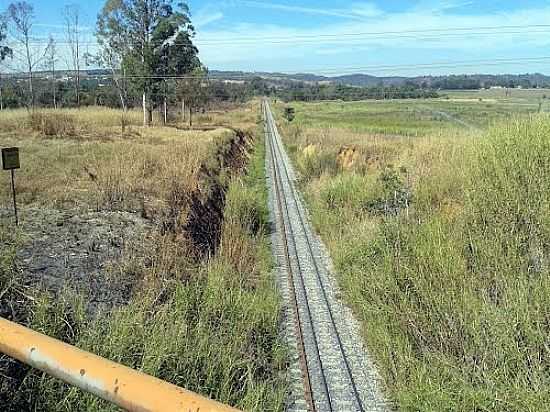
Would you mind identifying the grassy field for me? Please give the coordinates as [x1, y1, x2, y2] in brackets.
[443, 87, 550, 101]
[275, 94, 550, 411]
[0, 104, 286, 411]
[285, 88, 549, 137]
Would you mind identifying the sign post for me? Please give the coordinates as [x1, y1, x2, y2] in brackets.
[2, 147, 20, 225]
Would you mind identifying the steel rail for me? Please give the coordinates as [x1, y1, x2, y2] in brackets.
[264, 100, 321, 411]
[265, 100, 366, 411]
[264, 100, 333, 411]
[265, 120, 317, 409]
[0, 317, 240, 412]
[268, 103, 366, 411]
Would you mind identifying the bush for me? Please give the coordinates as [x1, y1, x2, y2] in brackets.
[28, 112, 77, 137]
[297, 149, 339, 181]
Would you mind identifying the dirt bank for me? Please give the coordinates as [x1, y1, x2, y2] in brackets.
[183, 129, 254, 257]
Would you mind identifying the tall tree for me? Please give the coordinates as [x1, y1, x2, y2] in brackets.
[171, 30, 200, 123]
[95, 3, 129, 111]
[43, 34, 58, 108]
[8, 1, 39, 109]
[64, 4, 81, 107]
[90, 45, 129, 111]
[97, 0, 199, 126]
[0, 14, 13, 110]
[177, 65, 208, 127]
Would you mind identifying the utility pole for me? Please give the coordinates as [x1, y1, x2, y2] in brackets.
[163, 79, 168, 124]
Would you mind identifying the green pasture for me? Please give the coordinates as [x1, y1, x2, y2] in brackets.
[283, 90, 549, 136]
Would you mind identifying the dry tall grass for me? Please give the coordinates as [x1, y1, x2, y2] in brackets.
[0, 107, 236, 213]
[279, 104, 550, 411]
[1, 107, 145, 134]
[0, 102, 286, 411]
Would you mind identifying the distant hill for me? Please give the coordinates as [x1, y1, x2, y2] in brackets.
[208, 70, 405, 86]
[6, 69, 550, 90]
[209, 70, 550, 89]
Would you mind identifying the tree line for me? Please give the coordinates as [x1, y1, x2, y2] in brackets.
[418, 74, 550, 90]
[0, 0, 206, 126]
[279, 82, 439, 101]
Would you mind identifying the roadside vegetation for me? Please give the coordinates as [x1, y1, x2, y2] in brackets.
[0, 103, 286, 411]
[277, 97, 549, 411]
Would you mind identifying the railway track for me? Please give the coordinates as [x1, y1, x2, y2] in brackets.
[263, 100, 389, 412]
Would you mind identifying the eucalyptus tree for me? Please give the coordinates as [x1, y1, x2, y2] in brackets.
[0, 14, 11, 60]
[97, 0, 200, 126]
[178, 65, 208, 126]
[64, 4, 82, 107]
[0, 14, 13, 110]
[171, 30, 200, 122]
[94, 19, 128, 111]
[7, 1, 39, 109]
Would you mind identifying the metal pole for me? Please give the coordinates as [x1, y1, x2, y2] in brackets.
[0, 317, 240, 412]
[164, 79, 168, 125]
[11, 169, 18, 226]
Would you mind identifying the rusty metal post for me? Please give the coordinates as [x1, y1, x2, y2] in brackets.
[0, 317, 241, 412]
[10, 169, 18, 226]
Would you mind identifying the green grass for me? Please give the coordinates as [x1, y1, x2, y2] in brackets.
[0, 106, 287, 411]
[278, 96, 550, 411]
[0, 224, 21, 313]
[276, 95, 542, 137]
[443, 87, 550, 102]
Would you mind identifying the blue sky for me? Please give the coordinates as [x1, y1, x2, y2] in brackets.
[2, 0, 550, 76]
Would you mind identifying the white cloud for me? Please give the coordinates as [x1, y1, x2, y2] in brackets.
[240, 1, 383, 20]
[412, 0, 475, 14]
[350, 2, 384, 18]
[195, 3, 550, 74]
[194, 11, 224, 28]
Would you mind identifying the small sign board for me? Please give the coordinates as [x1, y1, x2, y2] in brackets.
[2, 147, 20, 170]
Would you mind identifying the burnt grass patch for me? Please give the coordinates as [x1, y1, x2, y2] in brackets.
[0, 128, 257, 410]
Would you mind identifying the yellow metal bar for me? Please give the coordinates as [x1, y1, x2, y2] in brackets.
[0, 317, 241, 412]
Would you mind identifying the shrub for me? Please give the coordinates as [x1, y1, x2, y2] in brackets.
[297, 149, 339, 181]
[28, 112, 77, 137]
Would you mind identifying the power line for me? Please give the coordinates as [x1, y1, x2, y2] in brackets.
[197, 29, 550, 45]
[299, 57, 550, 75]
[198, 23, 550, 41]
[8, 23, 550, 46]
[3, 56, 550, 79]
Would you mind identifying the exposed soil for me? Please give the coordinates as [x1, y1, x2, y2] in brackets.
[184, 129, 253, 256]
